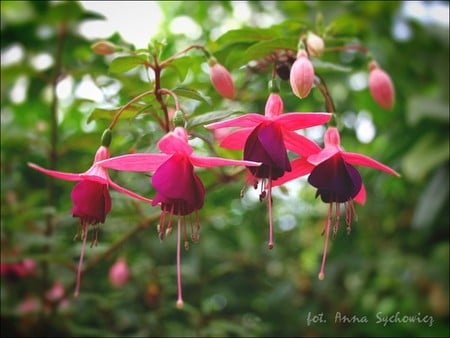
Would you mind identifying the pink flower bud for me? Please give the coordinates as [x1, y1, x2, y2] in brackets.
[289, 50, 315, 99]
[45, 282, 65, 302]
[368, 61, 395, 110]
[264, 93, 284, 118]
[208, 58, 235, 99]
[91, 41, 117, 55]
[306, 32, 325, 57]
[109, 258, 129, 288]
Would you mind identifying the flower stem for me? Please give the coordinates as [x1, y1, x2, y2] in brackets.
[108, 89, 154, 130]
[159, 44, 207, 68]
[323, 44, 369, 54]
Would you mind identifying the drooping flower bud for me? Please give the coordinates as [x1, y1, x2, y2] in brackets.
[368, 61, 395, 110]
[109, 258, 130, 288]
[289, 50, 315, 99]
[172, 109, 186, 128]
[91, 41, 117, 55]
[306, 32, 325, 57]
[208, 57, 235, 99]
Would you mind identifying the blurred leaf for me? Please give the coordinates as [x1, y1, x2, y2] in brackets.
[244, 38, 297, 62]
[109, 55, 148, 73]
[313, 59, 352, 72]
[87, 104, 153, 123]
[407, 95, 449, 125]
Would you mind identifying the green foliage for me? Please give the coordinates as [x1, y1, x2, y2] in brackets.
[1, 1, 449, 337]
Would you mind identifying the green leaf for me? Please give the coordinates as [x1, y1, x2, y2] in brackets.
[215, 27, 275, 46]
[167, 55, 199, 82]
[407, 96, 449, 125]
[186, 110, 240, 129]
[312, 59, 352, 72]
[173, 87, 211, 105]
[244, 38, 298, 62]
[109, 55, 148, 73]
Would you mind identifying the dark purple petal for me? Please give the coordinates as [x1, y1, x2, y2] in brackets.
[71, 180, 111, 224]
[243, 122, 291, 180]
[308, 154, 362, 203]
[151, 154, 205, 216]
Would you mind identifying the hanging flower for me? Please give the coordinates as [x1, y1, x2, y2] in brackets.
[97, 127, 260, 308]
[208, 57, 235, 99]
[28, 143, 152, 298]
[290, 49, 315, 99]
[275, 127, 399, 279]
[205, 92, 332, 249]
[368, 60, 395, 110]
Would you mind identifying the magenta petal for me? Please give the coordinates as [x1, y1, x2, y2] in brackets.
[219, 128, 253, 150]
[27, 163, 81, 181]
[307, 147, 339, 165]
[272, 158, 315, 187]
[158, 132, 193, 155]
[71, 180, 111, 224]
[205, 114, 266, 129]
[275, 113, 332, 130]
[354, 184, 366, 205]
[342, 152, 400, 177]
[108, 180, 153, 204]
[190, 155, 260, 168]
[151, 154, 205, 215]
[97, 153, 169, 172]
[283, 130, 322, 157]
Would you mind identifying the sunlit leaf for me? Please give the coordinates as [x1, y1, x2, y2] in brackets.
[186, 110, 240, 129]
[87, 104, 153, 123]
[109, 55, 148, 73]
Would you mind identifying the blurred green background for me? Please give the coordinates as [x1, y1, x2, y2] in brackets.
[1, 1, 448, 337]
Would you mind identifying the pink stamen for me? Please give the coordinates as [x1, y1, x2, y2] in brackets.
[74, 225, 88, 298]
[318, 204, 333, 280]
[267, 178, 274, 250]
[176, 217, 184, 309]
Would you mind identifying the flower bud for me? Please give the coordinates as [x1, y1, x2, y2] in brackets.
[208, 57, 235, 99]
[306, 32, 325, 57]
[172, 109, 186, 128]
[264, 93, 284, 118]
[91, 41, 117, 55]
[109, 258, 130, 288]
[289, 50, 315, 99]
[368, 61, 395, 110]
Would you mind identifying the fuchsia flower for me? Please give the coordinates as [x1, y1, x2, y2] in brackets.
[28, 145, 152, 298]
[368, 61, 395, 110]
[290, 50, 315, 99]
[205, 93, 332, 249]
[97, 127, 260, 308]
[275, 127, 399, 279]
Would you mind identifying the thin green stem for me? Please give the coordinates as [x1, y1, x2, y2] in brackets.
[159, 44, 207, 68]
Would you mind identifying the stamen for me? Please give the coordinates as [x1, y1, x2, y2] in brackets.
[176, 217, 184, 309]
[159, 206, 167, 240]
[74, 225, 88, 298]
[183, 216, 189, 250]
[333, 201, 340, 239]
[267, 177, 274, 249]
[318, 204, 333, 280]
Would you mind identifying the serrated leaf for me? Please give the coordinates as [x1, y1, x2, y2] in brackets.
[109, 55, 148, 73]
[186, 110, 240, 129]
[173, 87, 211, 105]
[312, 59, 352, 72]
[87, 104, 152, 123]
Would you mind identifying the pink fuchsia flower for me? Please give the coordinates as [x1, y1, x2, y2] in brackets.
[290, 50, 315, 99]
[28, 144, 152, 298]
[205, 93, 332, 249]
[208, 57, 235, 99]
[276, 127, 399, 279]
[97, 127, 260, 308]
[368, 61, 395, 110]
[109, 258, 130, 288]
